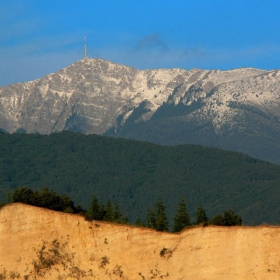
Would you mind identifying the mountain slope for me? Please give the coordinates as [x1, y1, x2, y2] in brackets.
[1, 203, 280, 279]
[1, 131, 280, 225]
[1, 58, 280, 163]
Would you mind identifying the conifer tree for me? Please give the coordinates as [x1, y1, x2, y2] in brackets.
[155, 200, 169, 232]
[86, 195, 104, 221]
[196, 205, 208, 225]
[112, 202, 127, 224]
[113, 202, 121, 221]
[173, 199, 190, 232]
[104, 200, 114, 221]
[146, 208, 156, 229]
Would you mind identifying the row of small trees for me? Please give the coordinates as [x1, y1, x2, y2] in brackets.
[10, 187, 242, 232]
[143, 199, 241, 232]
[86, 195, 242, 232]
[172, 200, 242, 231]
[86, 195, 128, 224]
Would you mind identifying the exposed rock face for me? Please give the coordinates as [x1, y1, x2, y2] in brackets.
[0, 58, 140, 134]
[1, 58, 280, 163]
[1, 203, 280, 279]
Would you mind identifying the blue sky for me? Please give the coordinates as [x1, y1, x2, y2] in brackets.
[1, 1, 280, 86]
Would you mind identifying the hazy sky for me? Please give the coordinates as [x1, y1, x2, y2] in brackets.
[1, 0, 280, 86]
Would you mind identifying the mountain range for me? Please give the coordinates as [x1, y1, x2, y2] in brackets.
[1, 58, 280, 164]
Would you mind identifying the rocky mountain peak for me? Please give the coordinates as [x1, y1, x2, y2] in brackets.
[0, 58, 280, 163]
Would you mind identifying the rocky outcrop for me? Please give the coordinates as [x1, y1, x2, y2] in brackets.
[1, 203, 280, 279]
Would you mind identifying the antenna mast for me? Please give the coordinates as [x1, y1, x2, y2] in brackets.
[84, 36, 88, 58]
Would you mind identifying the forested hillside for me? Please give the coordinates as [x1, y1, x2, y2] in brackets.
[1, 131, 280, 225]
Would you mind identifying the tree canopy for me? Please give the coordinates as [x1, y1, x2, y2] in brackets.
[12, 187, 83, 214]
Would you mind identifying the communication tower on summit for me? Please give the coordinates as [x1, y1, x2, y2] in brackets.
[84, 36, 88, 58]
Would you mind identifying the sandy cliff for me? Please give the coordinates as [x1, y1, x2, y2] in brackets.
[1, 203, 280, 279]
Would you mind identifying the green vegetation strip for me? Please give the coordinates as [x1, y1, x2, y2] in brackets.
[1, 131, 280, 225]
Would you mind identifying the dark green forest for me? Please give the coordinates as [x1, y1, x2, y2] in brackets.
[104, 100, 280, 165]
[1, 131, 280, 225]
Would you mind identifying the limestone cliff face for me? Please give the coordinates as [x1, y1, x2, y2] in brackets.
[1, 203, 280, 279]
